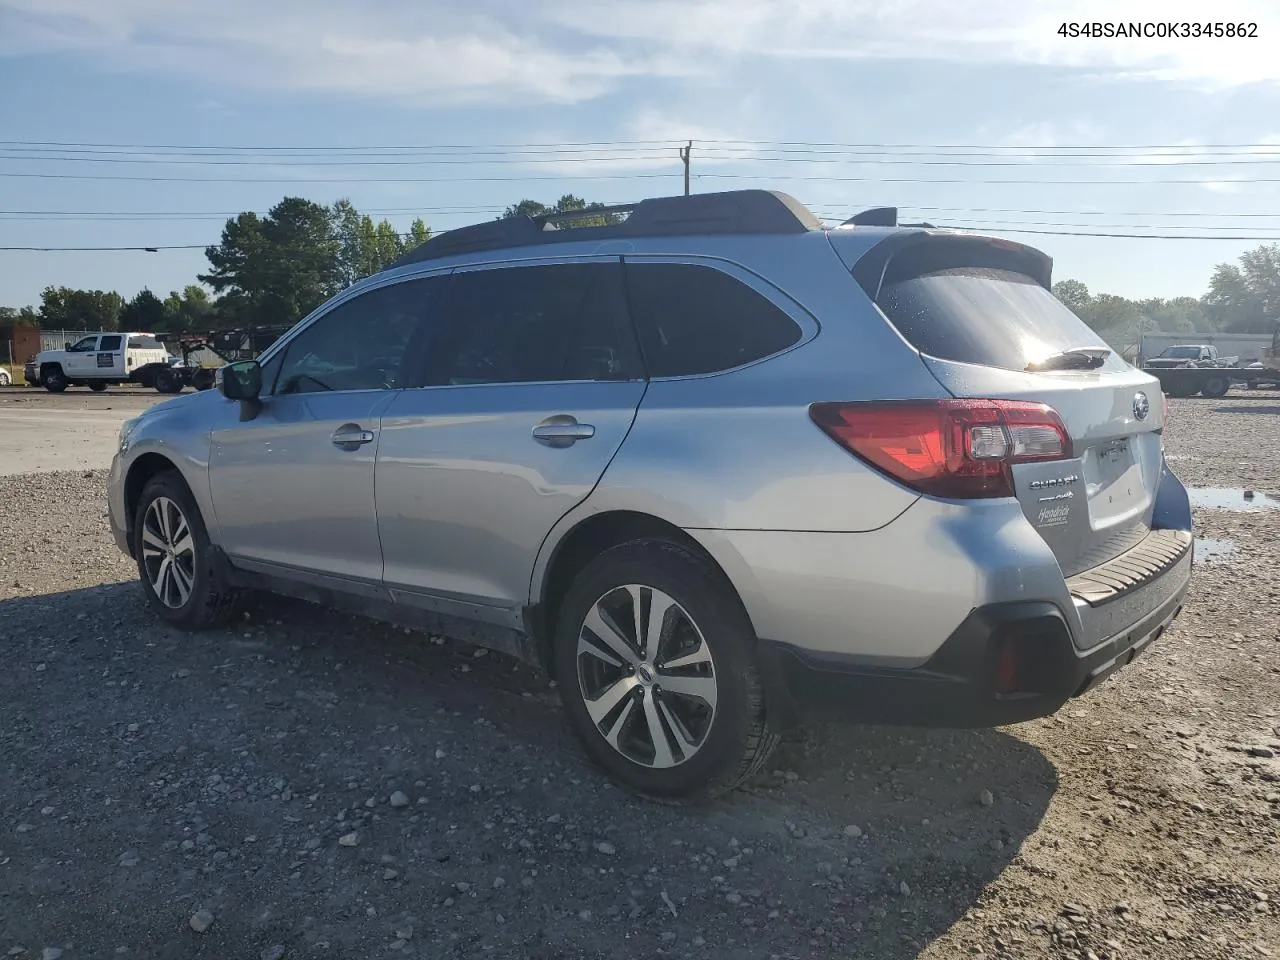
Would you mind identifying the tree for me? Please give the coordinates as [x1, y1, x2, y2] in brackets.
[119, 288, 167, 332]
[501, 194, 621, 227]
[37, 286, 123, 330]
[405, 218, 431, 249]
[331, 199, 412, 286]
[162, 286, 215, 333]
[201, 198, 340, 327]
[1203, 244, 1280, 332]
[1052, 279, 1091, 314]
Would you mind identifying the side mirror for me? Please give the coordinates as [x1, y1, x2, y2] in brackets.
[64, 342, 72, 351]
[220, 359, 262, 401]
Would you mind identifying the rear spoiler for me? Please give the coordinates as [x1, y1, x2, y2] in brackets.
[845, 231, 1054, 302]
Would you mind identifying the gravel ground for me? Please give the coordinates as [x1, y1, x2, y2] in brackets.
[1, 392, 1277, 959]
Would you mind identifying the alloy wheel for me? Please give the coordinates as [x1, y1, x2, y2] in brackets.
[575, 584, 718, 769]
[141, 496, 196, 608]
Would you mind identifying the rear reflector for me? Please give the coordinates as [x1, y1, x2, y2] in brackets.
[809, 399, 1072, 499]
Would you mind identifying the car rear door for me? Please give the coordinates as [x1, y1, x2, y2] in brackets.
[95, 334, 124, 377]
[861, 235, 1165, 578]
[375, 258, 646, 629]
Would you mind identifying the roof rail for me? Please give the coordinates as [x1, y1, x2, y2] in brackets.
[392, 190, 822, 267]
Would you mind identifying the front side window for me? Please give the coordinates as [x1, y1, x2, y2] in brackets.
[67, 336, 98, 352]
[273, 277, 446, 395]
[623, 262, 803, 377]
[422, 262, 640, 387]
[98, 335, 123, 351]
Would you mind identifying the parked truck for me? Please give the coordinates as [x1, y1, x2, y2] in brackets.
[1142, 343, 1242, 398]
[25, 332, 173, 392]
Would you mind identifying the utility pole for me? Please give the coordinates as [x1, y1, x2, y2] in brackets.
[680, 141, 691, 195]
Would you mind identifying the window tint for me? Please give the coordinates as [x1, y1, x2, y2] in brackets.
[274, 277, 444, 395]
[68, 336, 97, 352]
[623, 262, 802, 377]
[98, 335, 123, 351]
[876, 267, 1123, 373]
[422, 262, 640, 387]
[128, 336, 162, 350]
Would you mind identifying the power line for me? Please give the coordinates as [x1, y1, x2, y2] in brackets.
[0, 171, 681, 184]
[7, 137, 1280, 151]
[9, 151, 1280, 168]
[0, 243, 209, 251]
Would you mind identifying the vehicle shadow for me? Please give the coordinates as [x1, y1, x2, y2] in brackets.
[1213, 404, 1280, 415]
[0, 583, 1055, 959]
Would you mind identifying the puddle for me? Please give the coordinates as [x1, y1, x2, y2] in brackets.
[1195, 537, 1238, 563]
[1186, 487, 1280, 511]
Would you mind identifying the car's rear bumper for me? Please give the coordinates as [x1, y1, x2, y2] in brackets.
[757, 546, 1191, 730]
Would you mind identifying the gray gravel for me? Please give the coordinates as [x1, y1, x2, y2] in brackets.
[1, 391, 1278, 958]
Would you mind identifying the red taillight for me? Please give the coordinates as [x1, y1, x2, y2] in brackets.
[809, 399, 1072, 499]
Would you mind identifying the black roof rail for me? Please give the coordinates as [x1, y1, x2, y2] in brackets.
[842, 207, 898, 227]
[392, 190, 822, 267]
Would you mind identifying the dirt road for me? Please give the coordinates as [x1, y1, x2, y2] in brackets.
[0, 389, 169, 475]
[0, 392, 1276, 959]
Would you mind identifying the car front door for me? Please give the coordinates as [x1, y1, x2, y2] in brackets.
[376, 259, 647, 629]
[208, 275, 446, 590]
[62, 336, 99, 377]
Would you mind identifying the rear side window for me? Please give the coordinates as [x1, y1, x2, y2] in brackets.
[98, 335, 123, 351]
[422, 262, 641, 387]
[128, 336, 162, 350]
[877, 266, 1120, 373]
[624, 262, 802, 377]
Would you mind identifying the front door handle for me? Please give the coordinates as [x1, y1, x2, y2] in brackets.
[332, 423, 376, 449]
[532, 415, 596, 448]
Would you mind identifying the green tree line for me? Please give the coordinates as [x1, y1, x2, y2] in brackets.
[4, 195, 1277, 340]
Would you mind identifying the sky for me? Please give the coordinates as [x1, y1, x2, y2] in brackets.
[2, 0, 1280, 309]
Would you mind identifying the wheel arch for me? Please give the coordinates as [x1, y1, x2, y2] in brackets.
[529, 509, 758, 676]
[124, 453, 193, 538]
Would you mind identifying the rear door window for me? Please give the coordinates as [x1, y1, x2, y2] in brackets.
[421, 261, 642, 387]
[98, 335, 123, 351]
[876, 266, 1122, 373]
[623, 262, 802, 377]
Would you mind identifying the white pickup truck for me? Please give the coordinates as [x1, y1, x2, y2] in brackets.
[25, 332, 172, 392]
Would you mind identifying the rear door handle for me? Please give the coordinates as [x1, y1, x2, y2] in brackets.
[532, 415, 596, 448]
[332, 424, 376, 449]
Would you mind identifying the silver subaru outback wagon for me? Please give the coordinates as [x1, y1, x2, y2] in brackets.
[107, 190, 1193, 800]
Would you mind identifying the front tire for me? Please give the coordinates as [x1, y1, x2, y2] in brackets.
[134, 472, 241, 629]
[1200, 376, 1230, 398]
[153, 368, 181, 394]
[553, 539, 777, 801]
[42, 366, 67, 393]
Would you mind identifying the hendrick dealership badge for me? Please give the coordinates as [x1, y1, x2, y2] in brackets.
[1133, 392, 1150, 421]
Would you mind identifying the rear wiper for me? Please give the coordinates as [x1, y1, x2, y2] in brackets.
[1026, 347, 1111, 372]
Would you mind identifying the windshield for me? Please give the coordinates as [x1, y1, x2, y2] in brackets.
[876, 266, 1125, 373]
[1160, 346, 1202, 358]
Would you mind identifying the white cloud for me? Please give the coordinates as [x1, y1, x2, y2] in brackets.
[1, 0, 1276, 106]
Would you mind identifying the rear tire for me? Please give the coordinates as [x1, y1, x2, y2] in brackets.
[153, 368, 181, 394]
[42, 366, 67, 393]
[1200, 376, 1230, 398]
[553, 539, 778, 802]
[133, 471, 241, 629]
[88, 381, 107, 392]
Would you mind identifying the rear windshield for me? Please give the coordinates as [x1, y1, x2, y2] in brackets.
[1160, 346, 1201, 358]
[128, 336, 163, 350]
[876, 267, 1122, 373]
